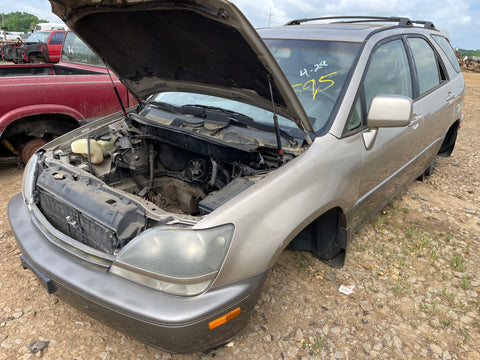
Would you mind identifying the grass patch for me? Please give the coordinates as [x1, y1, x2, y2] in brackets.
[451, 252, 467, 272]
[303, 335, 326, 355]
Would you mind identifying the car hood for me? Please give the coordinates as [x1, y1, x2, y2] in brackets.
[49, 0, 314, 135]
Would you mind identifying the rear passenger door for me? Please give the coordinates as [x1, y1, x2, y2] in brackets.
[405, 36, 452, 167]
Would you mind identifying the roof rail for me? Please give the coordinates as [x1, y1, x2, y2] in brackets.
[284, 16, 436, 29]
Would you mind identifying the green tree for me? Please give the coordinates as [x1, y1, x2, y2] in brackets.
[3, 12, 48, 33]
[458, 49, 480, 58]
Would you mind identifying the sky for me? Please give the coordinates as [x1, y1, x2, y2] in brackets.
[1, 0, 479, 49]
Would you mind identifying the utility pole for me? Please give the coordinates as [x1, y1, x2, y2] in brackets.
[268, 12, 272, 27]
[2, 13, 6, 43]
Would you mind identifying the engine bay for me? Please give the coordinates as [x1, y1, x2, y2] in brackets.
[33, 110, 305, 254]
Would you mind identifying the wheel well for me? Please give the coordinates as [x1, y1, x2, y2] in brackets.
[2, 114, 79, 153]
[28, 52, 46, 61]
[288, 207, 348, 268]
[438, 120, 460, 158]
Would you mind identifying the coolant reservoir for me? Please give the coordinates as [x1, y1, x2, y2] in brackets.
[96, 140, 114, 154]
[71, 139, 104, 164]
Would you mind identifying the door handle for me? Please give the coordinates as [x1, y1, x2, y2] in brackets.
[409, 114, 422, 129]
[446, 92, 455, 103]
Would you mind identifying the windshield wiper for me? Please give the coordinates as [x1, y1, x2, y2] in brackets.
[181, 104, 298, 147]
[148, 101, 182, 115]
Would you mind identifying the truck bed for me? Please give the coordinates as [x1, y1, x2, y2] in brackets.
[0, 63, 105, 77]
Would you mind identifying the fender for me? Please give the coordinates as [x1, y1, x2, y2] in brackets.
[0, 104, 84, 135]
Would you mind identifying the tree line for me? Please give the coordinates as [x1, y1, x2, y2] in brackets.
[458, 49, 480, 58]
[2, 12, 48, 33]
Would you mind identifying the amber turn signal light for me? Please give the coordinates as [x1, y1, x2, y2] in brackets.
[209, 307, 241, 329]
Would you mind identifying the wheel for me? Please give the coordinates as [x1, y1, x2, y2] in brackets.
[21, 139, 47, 164]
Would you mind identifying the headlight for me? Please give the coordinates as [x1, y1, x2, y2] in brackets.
[21, 152, 39, 204]
[110, 224, 234, 296]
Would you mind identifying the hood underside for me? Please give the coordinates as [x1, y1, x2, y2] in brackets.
[49, 0, 314, 134]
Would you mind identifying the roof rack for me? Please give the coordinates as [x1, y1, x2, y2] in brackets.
[284, 16, 436, 29]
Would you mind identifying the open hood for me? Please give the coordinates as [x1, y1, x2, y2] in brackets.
[49, 0, 314, 135]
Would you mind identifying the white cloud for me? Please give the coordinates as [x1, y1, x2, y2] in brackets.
[1, 0, 477, 49]
[231, 0, 476, 48]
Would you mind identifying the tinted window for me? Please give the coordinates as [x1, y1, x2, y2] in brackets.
[408, 38, 441, 95]
[432, 35, 461, 72]
[364, 39, 412, 111]
[49, 32, 65, 45]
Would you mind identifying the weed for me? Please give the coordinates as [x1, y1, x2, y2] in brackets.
[303, 335, 326, 354]
[406, 224, 416, 239]
[442, 318, 452, 327]
[402, 207, 410, 214]
[442, 288, 456, 307]
[393, 280, 410, 297]
[296, 253, 312, 271]
[451, 253, 466, 272]
[461, 274, 472, 290]
[424, 301, 439, 315]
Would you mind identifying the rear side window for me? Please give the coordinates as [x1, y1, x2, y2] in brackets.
[61, 32, 104, 67]
[364, 39, 412, 112]
[49, 32, 65, 45]
[432, 35, 461, 72]
[408, 38, 444, 95]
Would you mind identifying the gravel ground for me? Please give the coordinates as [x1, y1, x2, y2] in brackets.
[0, 72, 479, 360]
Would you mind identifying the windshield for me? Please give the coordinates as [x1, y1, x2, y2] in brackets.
[148, 40, 360, 135]
[61, 32, 104, 66]
[26, 32, 50, 43]
[266, 39, 360, 132]
[149, 92, 295, 129]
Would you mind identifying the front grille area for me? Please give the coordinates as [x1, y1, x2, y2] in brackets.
[39, 190, 119, 254]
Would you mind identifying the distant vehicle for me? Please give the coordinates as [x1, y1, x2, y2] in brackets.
[34, 22, 68, 32]
[0, 31, 135, 164]
[0, 32, 21, 42]
[1, 30, 66, 63]
[23, 31, 66, 63]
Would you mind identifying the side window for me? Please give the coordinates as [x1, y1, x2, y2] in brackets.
[49, 32, 65, 45]
[363, 39, 412, 112]
[431, 35, 461, 73]
[408, 37, 443, 95]
[344, 39, 412, 135]
[346, 96, 362, 132]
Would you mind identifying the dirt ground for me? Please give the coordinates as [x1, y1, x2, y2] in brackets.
[0, 73, 479, 360]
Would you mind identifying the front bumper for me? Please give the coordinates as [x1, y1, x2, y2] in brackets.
[8, 193, 267, 353]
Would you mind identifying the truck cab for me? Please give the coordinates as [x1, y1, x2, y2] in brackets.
[22, 30, 67, 63]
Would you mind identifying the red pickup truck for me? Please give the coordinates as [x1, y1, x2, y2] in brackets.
[0, 31, 136, 163]
[1, 31, 66, 64]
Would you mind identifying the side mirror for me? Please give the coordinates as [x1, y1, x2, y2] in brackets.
[367, 95, 413, 128]
[363, 95, 413, 150]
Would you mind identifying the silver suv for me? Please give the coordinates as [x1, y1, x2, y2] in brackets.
[9, 0, 464, 353]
